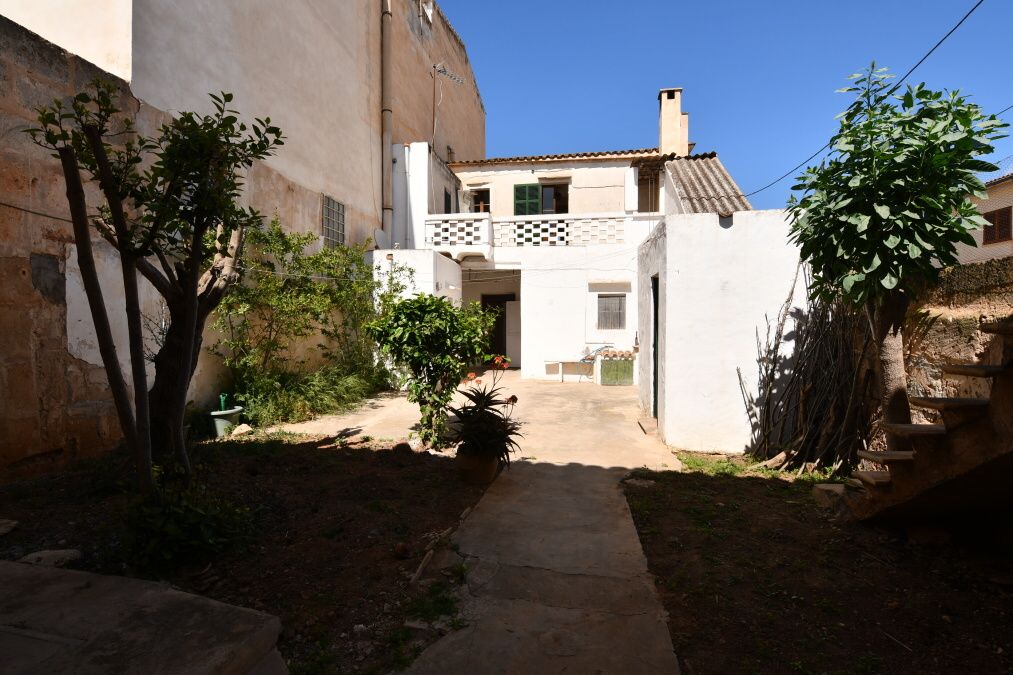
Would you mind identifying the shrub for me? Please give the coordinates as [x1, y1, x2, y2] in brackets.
[367, 294, 496, 446]
[238, 366, 377, 426]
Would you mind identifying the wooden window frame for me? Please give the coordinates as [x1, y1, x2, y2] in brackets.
[514, 183, 541, 216]
[597, 294, 626, 331]
[982, 207, 1012, 245]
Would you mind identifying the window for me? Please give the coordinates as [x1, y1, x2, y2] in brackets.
[983, 207, 1012, 245]
[597, 294, 626, 330]
[322, 195, 345, 248]
[513, 183, 569, 215]
[444, 189, 453, 214]
[472, 189, 490, 213]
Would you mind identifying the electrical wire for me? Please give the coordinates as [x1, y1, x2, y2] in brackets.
[743, 0, 988, 199]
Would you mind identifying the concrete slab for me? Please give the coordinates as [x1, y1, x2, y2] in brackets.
[0, 561, 285, 674]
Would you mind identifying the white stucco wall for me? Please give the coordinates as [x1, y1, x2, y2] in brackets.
[640, 210, 805, 453]
[370, 249, 462, 306]
[452, 160, 633, 217]
[0, 0, 133, 79]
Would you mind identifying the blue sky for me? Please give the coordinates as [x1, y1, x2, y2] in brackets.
[438, 0, 1013, 210]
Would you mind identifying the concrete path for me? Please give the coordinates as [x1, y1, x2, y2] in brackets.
[283, 372, 681, 673]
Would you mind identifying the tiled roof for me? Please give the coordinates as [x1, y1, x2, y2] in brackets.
[666, 154, 751, 216]
[449, 147, 663, 166]
[984, 156, 1013, 187]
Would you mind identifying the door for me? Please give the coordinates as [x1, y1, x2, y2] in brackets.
[482, 294, 516, 358]
[651, 275, 660, 418]
[505, 300, 521, 367]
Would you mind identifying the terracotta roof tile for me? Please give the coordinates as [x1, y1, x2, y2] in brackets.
[449, 147, 664, 166]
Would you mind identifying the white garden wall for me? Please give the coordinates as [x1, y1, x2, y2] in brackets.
[639, 209, 804, 453]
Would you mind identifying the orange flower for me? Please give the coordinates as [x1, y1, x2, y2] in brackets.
[467, 372, 476, 380]
[474, 379, 482, 384]
[507, 394, 518, 404]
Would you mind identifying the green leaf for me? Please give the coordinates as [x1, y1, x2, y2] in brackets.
[885, 235, 901, 249]
[843, 273, 865, 293]
[874, 204, 891, 220]
[880, 272, 899, 289]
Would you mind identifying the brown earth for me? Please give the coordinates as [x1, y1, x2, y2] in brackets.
[0, 433, 485, 674]
[625, 453, 1013, 675]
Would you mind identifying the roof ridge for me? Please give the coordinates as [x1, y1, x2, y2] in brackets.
[450, 148, 719, 166]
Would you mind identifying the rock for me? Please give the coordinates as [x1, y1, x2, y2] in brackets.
[230, 424, 254, 437]
[393, 442, 413, 455]
[812, 483, 846, 509]
[408, 437, 423, 451]
[404, 619, 430, 632]
[352, 623, 368, 634]
[0, 519, 17, 536]
[18, 549, 81, 567]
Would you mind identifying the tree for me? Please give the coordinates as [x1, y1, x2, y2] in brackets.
[367, 294, 496, 446]
[30, 81, 283, 491]
[788, 65, 1007, 451]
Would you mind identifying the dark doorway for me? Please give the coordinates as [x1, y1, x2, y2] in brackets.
[651, 275, 660, 418]
[481, 293, 515, 357]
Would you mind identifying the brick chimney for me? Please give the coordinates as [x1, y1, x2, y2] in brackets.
[658, 88, 690, 156]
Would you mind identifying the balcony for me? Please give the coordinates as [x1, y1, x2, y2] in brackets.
[424, 212, 661, 258]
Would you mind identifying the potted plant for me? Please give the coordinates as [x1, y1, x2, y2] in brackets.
[210, 393, 244, 438]
[447, 358, 520, 484]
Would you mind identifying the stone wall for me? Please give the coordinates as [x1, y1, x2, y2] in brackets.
[0, 16, 129, 475]
[907, 257, 1013, 405]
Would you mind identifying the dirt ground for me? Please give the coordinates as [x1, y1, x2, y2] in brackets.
[625, 453, 1013, 675]
[0, 433, 485, 674]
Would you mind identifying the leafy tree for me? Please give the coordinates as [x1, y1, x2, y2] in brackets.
[367, 294, 496, 446]
[212, 219, 409, 424]
[29, 81, 282, 491]
[788, 65, 1006, 450]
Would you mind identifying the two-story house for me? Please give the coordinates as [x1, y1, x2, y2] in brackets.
[379, 88, 752, 382]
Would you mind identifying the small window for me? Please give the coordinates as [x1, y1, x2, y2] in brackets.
[983, 207, 1012, 245]
[472, 189, 490, 213]
[597, 294, 626, 330]
[444, 189, 453, 214]
[513, 183, 569, 215]
[322, 195, 345, 248]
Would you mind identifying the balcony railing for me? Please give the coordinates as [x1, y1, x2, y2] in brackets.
[423, 212, 661, 256]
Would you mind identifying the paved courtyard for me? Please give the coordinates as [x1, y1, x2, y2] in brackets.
[285, 371, 682, 673]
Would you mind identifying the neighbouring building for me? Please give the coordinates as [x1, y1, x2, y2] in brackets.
[0, 1, 485, 474]
[956, 160, 1013, 265]
[377, 88, 777, 390]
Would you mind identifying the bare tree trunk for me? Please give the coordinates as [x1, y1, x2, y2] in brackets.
[869, 292, 912, 454]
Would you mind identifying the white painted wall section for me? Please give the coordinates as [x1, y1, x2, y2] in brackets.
[640, 210, 804, 453]
[370, 249, 462, 306]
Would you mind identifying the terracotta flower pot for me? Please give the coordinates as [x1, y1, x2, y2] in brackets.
[455, 452, 499, 484]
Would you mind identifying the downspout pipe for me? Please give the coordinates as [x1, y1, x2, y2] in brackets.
[381, 0, 393, 235]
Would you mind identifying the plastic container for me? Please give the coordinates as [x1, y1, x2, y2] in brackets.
[210, 406, 243, 438]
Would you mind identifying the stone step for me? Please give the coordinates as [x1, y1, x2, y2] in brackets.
[857, 450, 915, 464]
[980, 321, 1013, 336]
[854, 470, 892, 488]
[941, 363, 1008, 378]
[908, 396, 990, 411]
[881, 422, 946, 437]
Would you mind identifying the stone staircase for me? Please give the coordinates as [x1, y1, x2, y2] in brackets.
[826, 319, 1013, 523]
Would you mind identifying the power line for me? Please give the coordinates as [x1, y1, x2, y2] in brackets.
[0, 199, 72, 223]
[743, 0, 988, 199]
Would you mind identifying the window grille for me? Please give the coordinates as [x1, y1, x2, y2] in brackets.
[597, 294, 626, 330]
[322, 196, 345, 247]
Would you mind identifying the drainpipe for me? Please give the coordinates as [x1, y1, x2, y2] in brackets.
[381, 0, 393, 235]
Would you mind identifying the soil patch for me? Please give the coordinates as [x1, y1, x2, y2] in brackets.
[625, 453, 1013, 674]
[0, 433, 485, 674]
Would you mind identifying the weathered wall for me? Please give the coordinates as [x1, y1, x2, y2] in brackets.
[906, 257, 1013, 407]
[131, 0, 382, 245]
[641, 209, 804, 453]
[0, 0, 132, 79]
[955, 180, 1013, 265]
[390, 2, 485, 163]
[0, 17, 137, 475]
[452, 160, 635, 217]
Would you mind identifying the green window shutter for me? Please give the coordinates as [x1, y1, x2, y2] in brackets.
[514, 184, 541, 215]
